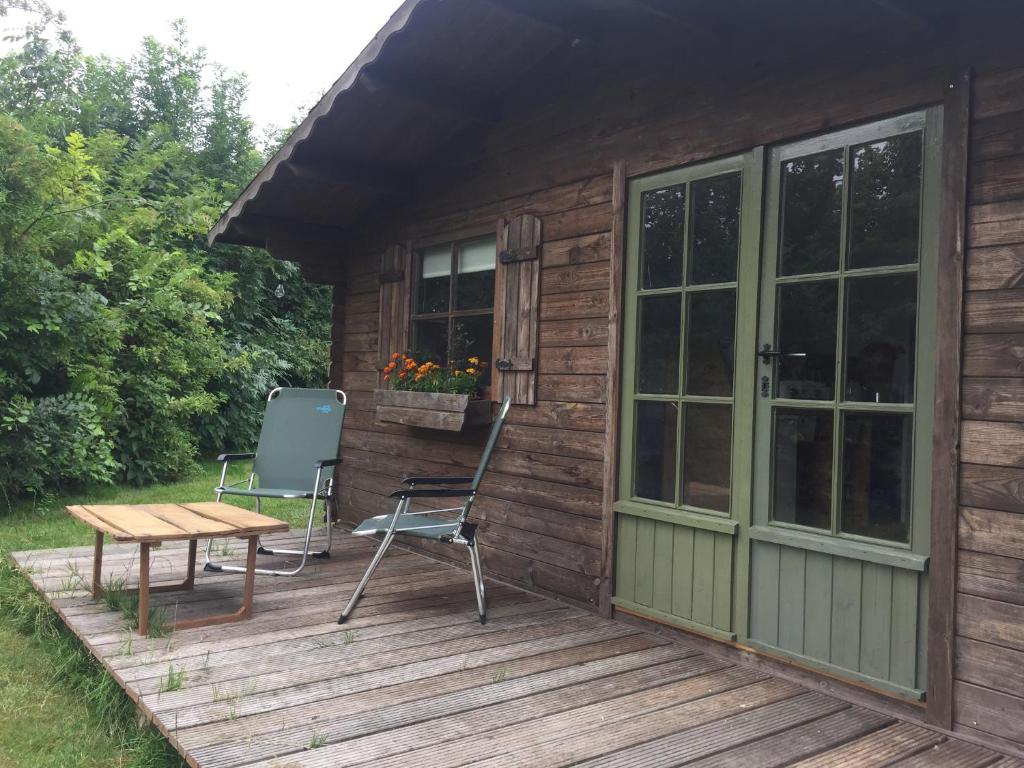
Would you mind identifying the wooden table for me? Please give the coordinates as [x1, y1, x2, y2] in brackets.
[66, 502, 289, 636]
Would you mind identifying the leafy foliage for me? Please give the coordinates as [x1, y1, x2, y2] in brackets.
[0, 5, 330, 500]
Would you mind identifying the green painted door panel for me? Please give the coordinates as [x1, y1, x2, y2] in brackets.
[748, 540, 927, 696]
[614, 511, 736, 638]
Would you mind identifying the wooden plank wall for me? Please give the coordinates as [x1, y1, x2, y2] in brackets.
[955, 64, 1024, 751]
[331, 175, 615, 606]
[320, 30, 1024, 749]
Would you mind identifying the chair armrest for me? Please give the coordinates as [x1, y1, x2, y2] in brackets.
[390, 488, 476, 500]
[314, 457, 343, 469]
[401, 475, 473, 486]
[217, 452, 255, 462]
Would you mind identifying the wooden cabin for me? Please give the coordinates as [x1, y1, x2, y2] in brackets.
[210, 0, 1024, 755]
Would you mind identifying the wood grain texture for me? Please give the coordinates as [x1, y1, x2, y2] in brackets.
[12, 536, 1008, 768]
[600, 161, 626, 618]
[928, 66, 972, 730]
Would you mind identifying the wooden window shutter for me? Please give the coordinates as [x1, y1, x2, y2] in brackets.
[377, 243, 410, 376]
[494, 213, 542, 405]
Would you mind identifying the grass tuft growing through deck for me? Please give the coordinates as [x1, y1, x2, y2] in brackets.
[0, 556, 187, 768]
[0, 460, 310, 767]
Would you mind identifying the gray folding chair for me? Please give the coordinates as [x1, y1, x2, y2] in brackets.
[205, 387, 347, 577]
[338, 397, 511, 625]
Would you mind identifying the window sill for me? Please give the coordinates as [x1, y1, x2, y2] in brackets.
[749, 525, 929, 572]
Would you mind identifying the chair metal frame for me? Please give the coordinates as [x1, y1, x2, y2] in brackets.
[338, 397, 511, 625]
[204, 387, 346, 577]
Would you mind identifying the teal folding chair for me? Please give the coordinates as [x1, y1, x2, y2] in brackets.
[338, 397, 511, 625]
[205, 387, 346, 577]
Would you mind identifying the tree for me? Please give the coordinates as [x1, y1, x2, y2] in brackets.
[0, 5, 330, 499]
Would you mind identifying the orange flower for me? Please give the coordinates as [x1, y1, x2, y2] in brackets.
[454, 370, 463, 377]
[468, 356, 480, 365]
[466, 367, 477, 375]
[392, 352, 400, 360]
[383, 374, 390, 382]
[398, 371, 407, 379]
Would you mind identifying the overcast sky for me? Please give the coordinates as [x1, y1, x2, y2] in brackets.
[7, 0, 406, 132]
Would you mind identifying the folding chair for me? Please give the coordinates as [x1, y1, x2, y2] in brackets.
[338, 397, 511, 625]
[205, 388, 347, 577]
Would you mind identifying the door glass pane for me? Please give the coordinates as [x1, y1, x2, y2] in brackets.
[418, 245, 451, 313]
[690, 173, 741, 285]
[635, 401, 678, 502]
[412, 319, 448, 364]
[682, 404, 732, 512]
[844, 274, 917, 403]
[637, 294, 681, 394]
[848, 133, 922, 269]
[640, 185, 686, 289]
[841, 412, 912, 542]
[685, 289, 735, 396]
[775, 280, 838, 400]
[455, 237, 496, 310]
[771, 408, 833, 530]
[779, 149, 844, 276]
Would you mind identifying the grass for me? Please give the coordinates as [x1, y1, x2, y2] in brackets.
[0, 458, 317, 768]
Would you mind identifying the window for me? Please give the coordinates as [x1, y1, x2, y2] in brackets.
[622, 157, 754, 516]
[411, 236, 496, 378]
[758, 111, 939, 546]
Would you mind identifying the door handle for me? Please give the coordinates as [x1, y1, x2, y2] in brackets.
[759, 344, 807, 365]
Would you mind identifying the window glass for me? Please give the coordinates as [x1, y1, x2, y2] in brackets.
[844, 274, 917, 403]
[417, 245, 451, 313]
[635, 401, 678, 502]
[455, 237, 496, 310]
[848, 133, 922, 269]
[841, 412, 912, 542]
[779, 149, 844, 276]
[412, 319, 448, 364]
[690, 173, 741, 285]
[637, 294, 681, 394]
[685, 289, 736, 397]
[682, 403, 732, 512]
[775, 280, 838, 401]
[640, 185, 686, 289]
[771, 408, 833, 530]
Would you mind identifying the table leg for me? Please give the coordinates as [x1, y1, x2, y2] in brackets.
[184, 539, 197, 590]
[240, 537, 258, 620]
[92, 531, 104, 599]
[138, 542, 150, 637]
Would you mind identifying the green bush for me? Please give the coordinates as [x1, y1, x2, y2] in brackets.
[0, 11, 331, 501]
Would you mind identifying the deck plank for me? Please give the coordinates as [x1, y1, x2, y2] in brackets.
[8, 536, 1017, 768]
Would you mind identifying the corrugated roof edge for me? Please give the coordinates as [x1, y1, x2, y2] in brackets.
[206, 0, 428, 247]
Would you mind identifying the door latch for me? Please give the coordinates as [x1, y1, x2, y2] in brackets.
[758, 343, 807, 365]
[761, 375, 770, 398]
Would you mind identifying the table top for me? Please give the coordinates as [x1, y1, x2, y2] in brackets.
[66, 502, 290, 543]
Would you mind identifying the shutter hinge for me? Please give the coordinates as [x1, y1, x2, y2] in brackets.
[500, 245, 541, 264]
[496, 357, 535, 372]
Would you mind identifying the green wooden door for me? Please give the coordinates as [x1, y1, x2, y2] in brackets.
[748, 109, 942, 698]
[613, 151, 762, 639]
[614, 108, 943, 700]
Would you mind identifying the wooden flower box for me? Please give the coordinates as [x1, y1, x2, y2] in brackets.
[374, 390, 493, 432]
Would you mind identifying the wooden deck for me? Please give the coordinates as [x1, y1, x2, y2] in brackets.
[11, 531, 1021, 768]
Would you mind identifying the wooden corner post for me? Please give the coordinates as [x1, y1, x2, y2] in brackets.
[600, 160, 628, 617]
[926, 67, 972, 730]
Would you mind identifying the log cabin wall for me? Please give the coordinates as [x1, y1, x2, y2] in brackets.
[955, 65, 1024, 751]
[320, 15, 1024, 749]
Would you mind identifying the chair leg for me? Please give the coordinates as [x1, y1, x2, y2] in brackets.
[206, 494, 330, 577]
[467, 538, 486, 625]
[338, 530, 395, 624]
